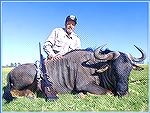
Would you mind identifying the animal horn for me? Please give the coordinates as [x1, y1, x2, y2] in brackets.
[128, 45, 146, 63]
[94, 44, 120, 60]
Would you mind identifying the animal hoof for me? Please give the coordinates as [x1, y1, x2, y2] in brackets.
[79, 92, 86, 99]
[46, 96, 59, 101]
[115, 91, 129, 97]
[27, 96, 34, 99]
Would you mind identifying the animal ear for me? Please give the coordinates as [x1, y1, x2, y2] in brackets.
[132, 64, 144, 71]
[96, 64, 109, 73]
[96, 66, 109, 73]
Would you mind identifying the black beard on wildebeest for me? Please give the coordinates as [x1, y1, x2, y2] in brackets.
[3, 45, 145, 102]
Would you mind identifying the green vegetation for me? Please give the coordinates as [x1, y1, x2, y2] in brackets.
[2, 65, 149, 112]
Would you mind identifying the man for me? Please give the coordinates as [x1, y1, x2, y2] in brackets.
[40, 15, 81, 100]
[43, 15, 81, 61]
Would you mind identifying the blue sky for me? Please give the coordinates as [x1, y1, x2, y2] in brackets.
[1, 1, 148, 66]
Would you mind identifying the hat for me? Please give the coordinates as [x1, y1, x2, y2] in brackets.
[65, 15, 77, 25]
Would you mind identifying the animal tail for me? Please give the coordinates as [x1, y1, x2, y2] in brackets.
[3, 72, 14, 103]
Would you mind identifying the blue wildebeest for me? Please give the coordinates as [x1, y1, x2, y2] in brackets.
[3, 45, 145, 102]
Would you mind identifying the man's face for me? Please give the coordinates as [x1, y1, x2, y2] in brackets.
[65, 20, 76, 34]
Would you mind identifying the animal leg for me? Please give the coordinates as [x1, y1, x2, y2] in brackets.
[80, 82, 109, 95]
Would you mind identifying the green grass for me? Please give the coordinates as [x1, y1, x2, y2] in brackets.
[2, 65, 149, 112]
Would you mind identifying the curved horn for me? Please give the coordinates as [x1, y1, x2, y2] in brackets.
[94, 44, 120, 60]
[128, 45, 146, 62]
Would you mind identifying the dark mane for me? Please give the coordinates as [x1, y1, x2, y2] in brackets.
[63, 48, 113, 56]
[63, 48, 94, 56]
[101, 48, 113, 54]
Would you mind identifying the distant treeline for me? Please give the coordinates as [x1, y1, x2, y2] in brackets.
[2, 63, 21, 68]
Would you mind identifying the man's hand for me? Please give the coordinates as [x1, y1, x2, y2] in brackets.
[48, 54, 63, 61]
[52, 55, 63, 61]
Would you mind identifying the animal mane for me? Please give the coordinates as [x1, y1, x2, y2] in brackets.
[63, 48, 94, 56]
[101, 48, 112, 54]
[63, 47, 113, 56]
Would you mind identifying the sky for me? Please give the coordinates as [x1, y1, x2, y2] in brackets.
[1, 1, 149, 66]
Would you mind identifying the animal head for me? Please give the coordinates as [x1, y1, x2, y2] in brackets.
[82, 44, 146, 96]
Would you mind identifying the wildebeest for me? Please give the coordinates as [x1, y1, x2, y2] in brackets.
[3, 45, 145, 102]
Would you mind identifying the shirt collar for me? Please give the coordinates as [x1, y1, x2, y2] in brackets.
[63, 28, 73, 39]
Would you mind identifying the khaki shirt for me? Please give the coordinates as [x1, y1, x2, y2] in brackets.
[43, 28, 81, 57]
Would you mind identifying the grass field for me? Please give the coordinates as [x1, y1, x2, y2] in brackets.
[1, 65, 149, 112]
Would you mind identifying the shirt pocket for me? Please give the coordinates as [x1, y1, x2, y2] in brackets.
[54, 38, 64, 47]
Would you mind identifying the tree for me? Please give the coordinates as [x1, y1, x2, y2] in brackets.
[18, 63, 21, 66]
[14, 63, 17, 67]
[10, 63, 14, 67]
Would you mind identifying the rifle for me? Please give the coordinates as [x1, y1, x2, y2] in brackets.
[39, 42, 58, 101]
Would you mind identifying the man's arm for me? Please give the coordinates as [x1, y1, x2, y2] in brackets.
[43, 29, 57, 58]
